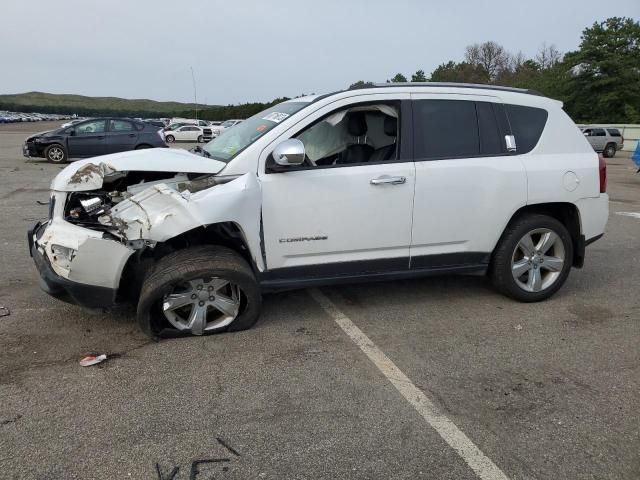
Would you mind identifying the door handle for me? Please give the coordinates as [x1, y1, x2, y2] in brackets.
[96, 136, 104, 140]
[370, 175, 406, 185]
[128, 134, 136, 137]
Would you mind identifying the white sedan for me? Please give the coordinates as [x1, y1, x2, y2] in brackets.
[164, 125, 205, 143]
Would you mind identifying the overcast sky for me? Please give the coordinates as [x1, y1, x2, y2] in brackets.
[2, 0, 639, 105]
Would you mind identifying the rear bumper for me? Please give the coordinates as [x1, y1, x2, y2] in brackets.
[29, 222, 117, 309]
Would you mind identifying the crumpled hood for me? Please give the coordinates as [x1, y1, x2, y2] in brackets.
[27, 129, 58, 141]
[51, 148, 227, 192]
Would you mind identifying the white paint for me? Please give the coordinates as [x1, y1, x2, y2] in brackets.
[110, 173, 264, 270]
[309, 288, 510, 480]
[259, 92, 415, 270]
[616, 211, 640, 219]
[52, 147, 226, 192]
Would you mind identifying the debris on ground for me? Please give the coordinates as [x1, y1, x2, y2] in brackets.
[514, 324, 523, 331]
[0, 306, 10, 317]
[79, 354, 107, 367]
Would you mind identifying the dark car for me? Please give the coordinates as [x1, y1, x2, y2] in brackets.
[23, 118, 167, 163]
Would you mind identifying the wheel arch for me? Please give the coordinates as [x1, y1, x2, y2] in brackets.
[495, 202, 583, 268]
[118, 221, 259, 303]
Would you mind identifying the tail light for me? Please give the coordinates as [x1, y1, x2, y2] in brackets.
[621, 135, 624, 145]
[598, 153, 607, 193]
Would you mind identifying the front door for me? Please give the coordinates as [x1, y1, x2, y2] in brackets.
[260, 96, 415, 278]
[67, 119, 107, 157]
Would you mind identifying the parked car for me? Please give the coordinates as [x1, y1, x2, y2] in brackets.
[23, 117, 167, 163]
[168, 117, 211, 128]
[28, 83, 608, 338]
[210, 119, 243, 137]
[163, 124, 205, 143]
[581, 126, 624, 158]
[144, 119, 166, 128]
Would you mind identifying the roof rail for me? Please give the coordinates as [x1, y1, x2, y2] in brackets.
[349, 82, 544, 97]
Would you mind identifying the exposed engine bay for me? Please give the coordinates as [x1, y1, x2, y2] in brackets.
[63, 170, 236, 239]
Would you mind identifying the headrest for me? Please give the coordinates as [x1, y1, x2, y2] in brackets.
[384, 116, 397, 136]
[347, 112, 368, 136]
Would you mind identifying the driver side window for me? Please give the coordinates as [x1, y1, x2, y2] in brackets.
[293, 102, 400, 168]
[76, 120, 106, 135]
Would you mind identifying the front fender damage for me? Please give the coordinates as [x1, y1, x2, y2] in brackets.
[106, 172, 263, 269]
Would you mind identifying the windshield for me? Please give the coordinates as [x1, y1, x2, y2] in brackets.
[203, 102, 309, 162]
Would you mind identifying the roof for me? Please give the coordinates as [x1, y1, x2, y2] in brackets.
[349, 82, 544, 97]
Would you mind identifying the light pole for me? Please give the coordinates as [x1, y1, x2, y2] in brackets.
[190, 66, 198, 120]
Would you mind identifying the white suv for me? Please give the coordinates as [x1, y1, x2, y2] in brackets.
[29, 83, 609, 337]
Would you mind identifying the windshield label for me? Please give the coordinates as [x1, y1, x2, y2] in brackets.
[262, 112, 290, 123]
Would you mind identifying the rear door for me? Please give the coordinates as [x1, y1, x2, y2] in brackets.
[409, 94, 527, 267]
[105, 119, 139, 153]
[67, 119, 107, 157]
[590, 128, 607, 151]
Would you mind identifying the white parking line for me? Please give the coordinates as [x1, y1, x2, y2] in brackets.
[616, 211, 640, 219]
[309, 288, 510, 480]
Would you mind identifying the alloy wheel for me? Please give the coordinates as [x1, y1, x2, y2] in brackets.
[48, 147, 64, 162]
[511, 228, 565, 292]
[162, 277, 242, 335]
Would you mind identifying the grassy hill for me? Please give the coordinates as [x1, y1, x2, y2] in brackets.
[0, 91, 209, 118]
[0, 91, 291, 121]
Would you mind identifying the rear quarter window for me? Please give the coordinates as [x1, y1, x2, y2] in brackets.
[505, 104, 548, 154]
[607, 128, 621, 137]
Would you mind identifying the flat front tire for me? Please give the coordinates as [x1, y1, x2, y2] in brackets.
[491, 214, 573, 302]
[137, 246, 262, 338]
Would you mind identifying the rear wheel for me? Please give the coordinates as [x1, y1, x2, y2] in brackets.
[197, 135, 203, 143]
[137, 246, 262, 338]
[44, 144, 67, 163]
[135, 144, 152, 150]
[603, 143, 616, 158]
[491, 214, 573, 302]
[165, 134, 175, 143]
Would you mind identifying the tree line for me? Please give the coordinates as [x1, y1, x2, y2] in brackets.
[351, 17, 640, 124]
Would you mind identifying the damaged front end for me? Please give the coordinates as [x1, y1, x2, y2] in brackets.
[30, 151, 262, 310]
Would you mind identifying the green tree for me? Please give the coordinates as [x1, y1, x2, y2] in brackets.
[349, 80, 375, 89]
[563, 17, 640, 123]
[430, 61, 487, 83]
[411, 70, 427, 82]
[388, 73, 408, 83]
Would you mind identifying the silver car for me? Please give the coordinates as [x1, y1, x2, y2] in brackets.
[582, 126, 624, 158]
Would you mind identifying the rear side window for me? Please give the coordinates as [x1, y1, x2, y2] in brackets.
[505, 104, 548, 154]
[607, 128, 621, 137]
[109, 120, 134, 132]
[476, 102, 504, 155]
[413, 99, 505, 159]
[413, 100, 479, 159]
[592, 128, 606, 136]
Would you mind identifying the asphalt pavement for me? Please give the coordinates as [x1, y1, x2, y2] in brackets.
[0, 122, 638, 479]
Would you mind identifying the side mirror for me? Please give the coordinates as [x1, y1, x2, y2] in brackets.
[583, 132, 589, 136]
[67, 128, 75, 136]
[272, 139, 305, 166]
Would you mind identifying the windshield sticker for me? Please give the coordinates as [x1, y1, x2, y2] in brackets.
[256, 124, 267, 132]
[262, 112, 290, 123]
